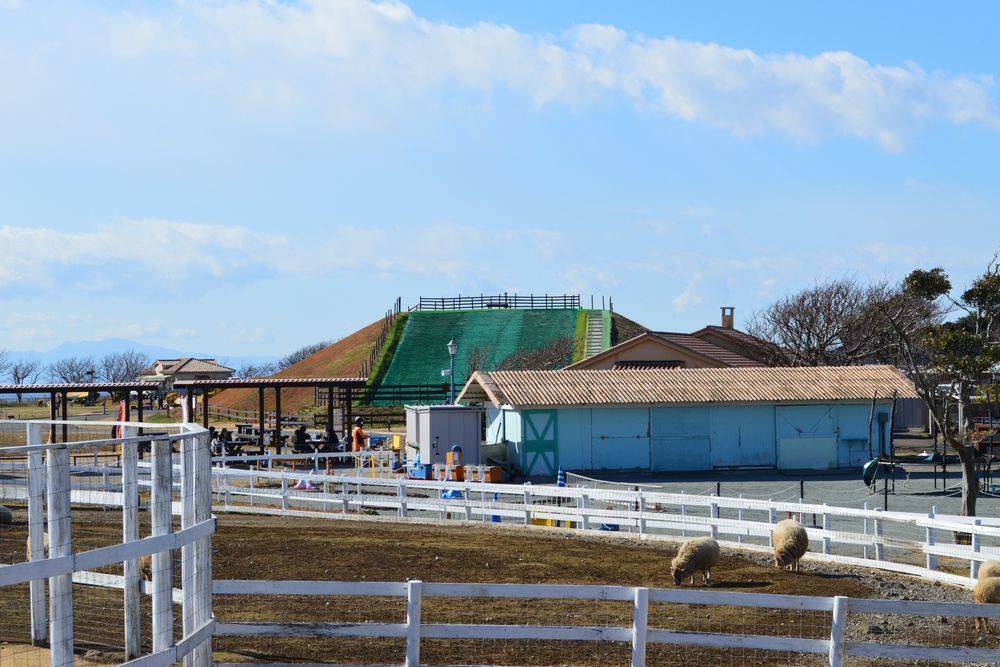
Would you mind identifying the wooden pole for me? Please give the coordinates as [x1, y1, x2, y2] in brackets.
[151, 436, 174, 651]
[60, 391, 68, 443]
[258, 388, 266, 453]
[47, 445, 73, 666]
[181, 433, 196, 665]
[631, 587, 649, 667]
[194, 427, 214, 664]
[202, 390, 210, 429]
[26, 423, 47, 645]
[405, 580, 422, 667]
[828, 596, 848, 666]
[275, 387, 282, 454]
[121, 426, 141, 659]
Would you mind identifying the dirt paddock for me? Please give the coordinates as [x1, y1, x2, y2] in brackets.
[0, 508, 990, 665]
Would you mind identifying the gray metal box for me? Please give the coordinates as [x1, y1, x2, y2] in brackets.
[405, 405, 482, 465]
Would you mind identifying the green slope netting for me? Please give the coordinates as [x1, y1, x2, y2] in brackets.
[378, 309, 579, 391]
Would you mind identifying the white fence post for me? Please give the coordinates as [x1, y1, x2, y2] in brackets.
[464, 481, 473, 521]
[406, 579, 422, 667]
[680, 492, 688, 538]
[631, 587, 648, 667]
[767, 499, 775, 548]
[971, 519, 983, 579]
[926, 506, 938, 571]
[342, 479, 349, 514]
[709, 496, 719, 540]
[638, 493, 647, 535]
[873, 508, 884, 561]
[579, 493, 589, 531]
[828, 595, 848, 667]
[737, 495, 744, 544]
[398, 480, 408, 518]
[194, 428, 215, 666]
[47, 445, 74, 667]
[121, 426, 141, 659]
[151, 436, 174, 652]
[281, 475, 289, 511]
[523, 484, 532, 525]
[863, 502, 869, 559]
[822, 503, 831, 555]
[26, 423, 47, 646]
[181, 433, 197, 667]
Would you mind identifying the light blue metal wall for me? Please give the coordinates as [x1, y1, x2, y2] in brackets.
[709, 406, 776, 468]
[505, 400, 896, 474]
[651, 407, 711, 471]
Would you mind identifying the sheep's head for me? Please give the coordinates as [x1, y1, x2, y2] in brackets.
[670, 560, 687, 585]
[774, 549, 793, 569]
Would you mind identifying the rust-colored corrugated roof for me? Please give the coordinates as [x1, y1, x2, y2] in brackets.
[458, 365, 918, 408]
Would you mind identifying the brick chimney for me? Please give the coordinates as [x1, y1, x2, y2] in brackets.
[720, 306, 734, 329]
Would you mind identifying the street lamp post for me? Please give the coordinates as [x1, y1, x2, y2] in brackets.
[447, 339, 457, 404]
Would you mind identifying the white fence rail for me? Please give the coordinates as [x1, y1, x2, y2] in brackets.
[212, 578, 1000, 666]
[0, 420, 215, 667]
[203, 461, 1000, 588]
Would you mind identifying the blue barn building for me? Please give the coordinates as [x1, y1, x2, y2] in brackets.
[457, 366, 917, 476]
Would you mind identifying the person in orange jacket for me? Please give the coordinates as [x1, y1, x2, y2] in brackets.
[352, 416, 368, 452]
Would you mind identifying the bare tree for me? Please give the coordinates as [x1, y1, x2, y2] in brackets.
[49, 356, 98, 383]
[8, 357, 43, 402]
[466, 343, 495, 376]
[277, 341, 332, 370]
[876, 259, 1000, 518]
[99, 350, 152, 384]
[235, 362, 278, 380]
[746, 277, 900, 366]
[0, 349, 10, 378]
[496, 337, 576, 371]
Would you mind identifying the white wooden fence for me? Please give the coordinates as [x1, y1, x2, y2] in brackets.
[212, 578, 1000, 666]
[0, 420, 215, 667]
[205, 460, 1000, 588]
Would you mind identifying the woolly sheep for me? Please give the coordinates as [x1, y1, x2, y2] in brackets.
[974, 576, 1000, 635]
[671, 536, 720, 586]
[772, 519, 809, 571]
[25, 532, 48, 561]
[980, 560, 1000, 580]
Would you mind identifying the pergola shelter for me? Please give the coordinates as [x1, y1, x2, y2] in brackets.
[0, 382, 160, 442]
[173, 377, 368, 449]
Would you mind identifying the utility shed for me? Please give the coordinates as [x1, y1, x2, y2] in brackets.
[405, 405, 483, 465]
[456, 366, 918, 476]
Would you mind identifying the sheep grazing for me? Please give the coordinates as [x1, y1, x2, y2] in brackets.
[138, 554, 153, 581]
[974, 576, 1000, 635]
[25, 532, 49, 561]
[671, 536, 721, 586]
[772, 519, 809, 571]
[980, 560, 1000, 580]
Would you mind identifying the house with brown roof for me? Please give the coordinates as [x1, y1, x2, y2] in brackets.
[457, 365, 917, 477]
[565, 331, 760, 370]
[137, 358, 234, 390]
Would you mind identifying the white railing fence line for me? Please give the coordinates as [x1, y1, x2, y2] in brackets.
[199, 461, 998, 588]
[212, 579, 1000, 666]
[0, 420, 216, 667]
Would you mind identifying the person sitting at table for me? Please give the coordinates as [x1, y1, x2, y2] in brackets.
[317, 425, 340, 453]
[292, 425, 313, 453]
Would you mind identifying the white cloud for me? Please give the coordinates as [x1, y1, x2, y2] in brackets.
[0, 219, 297, 293]
[5, 1, 995, 150]
[672, 271, 704, 311]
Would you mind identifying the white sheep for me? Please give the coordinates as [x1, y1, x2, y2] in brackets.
[980, 560, 1000, 580]
[25, 532, 48, 561]
[772, 519, 809, 572]
[974, 576, 1000, 636]
[671, 536, 720, 586]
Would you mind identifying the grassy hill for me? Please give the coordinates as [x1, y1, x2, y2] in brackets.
[212, 319, 381, 413]
[211, 307, 644, 413]
[380, 309, 580, 386]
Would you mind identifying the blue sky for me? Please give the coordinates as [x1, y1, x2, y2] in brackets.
[0, 0, 997, 357]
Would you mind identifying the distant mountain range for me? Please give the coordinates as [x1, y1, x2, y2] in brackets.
[4, 337, 277, 372]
